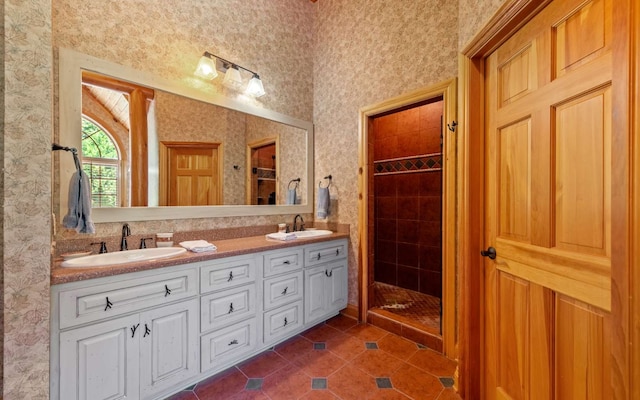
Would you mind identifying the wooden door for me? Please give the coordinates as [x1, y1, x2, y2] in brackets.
[483, 0, 615, 398]
[163, 143, 220, 206]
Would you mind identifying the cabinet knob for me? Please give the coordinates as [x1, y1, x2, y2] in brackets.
[283, 260, 291, 265]
[317, 253, 321, 260]
[228, 271, 234, 282]
[143, 323, 151, 337]
[228, 303, 234, 314]
[325, 269, 333, 277]
[336, 249, 340, 256]
[164, 284, 172, 297]
[283, 317, 288, 327]
[281, 287, 288, 295]
[228, 339, 238, 346]
[104, 297, 113, 311]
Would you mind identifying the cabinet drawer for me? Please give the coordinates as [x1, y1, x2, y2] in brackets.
[200, 285, 256, 332]
[263, 300, 303, 345]
[201, 318, 257, 373]
[59, 268, 198, 329]
[263, 271, 303, 311]
[304, 239, 348, 267]
[263, 248, 303, 277]
[200, 255, 257, 294]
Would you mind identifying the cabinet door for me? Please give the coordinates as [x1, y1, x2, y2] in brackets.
[139, 299, 199, 400]
[304, 265, 328, 325]
[326, 260, 348, 313]
[60, 314, 140, 400]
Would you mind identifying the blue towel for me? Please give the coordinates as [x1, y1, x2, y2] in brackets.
[316, 186, 330, 219]
[63, 164, 95, 234]
[286, 188, 296, 205]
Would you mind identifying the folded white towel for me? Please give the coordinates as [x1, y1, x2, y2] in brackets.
[179, 240, 217, 253]
[265, 232, 297, 241]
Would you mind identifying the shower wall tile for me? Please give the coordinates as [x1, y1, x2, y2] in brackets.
[397, 266, 420, 291]
[377, 219, 397, 242]
[420, 245, 442, 272]
[420, 172, 442, 196]
[377, 240, 397, 264]
[375, 260, 397, 286]
[397, 174, 421, 196]
[397, 220, 420, 244]
[397, 243, 419, 268]
[420, 196, 442, 221]
[397, 196, 420, 220]
[420, 270, 442, 298]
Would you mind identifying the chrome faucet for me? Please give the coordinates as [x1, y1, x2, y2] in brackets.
[292, 214, 305, 232]
[121, 223, 131, 251]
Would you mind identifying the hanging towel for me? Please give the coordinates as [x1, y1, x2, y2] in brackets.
[316, 186, 330, 219]
[179, 240, 217, 253]
[63, 154, 95, 234]
[286, 188, 296, 205]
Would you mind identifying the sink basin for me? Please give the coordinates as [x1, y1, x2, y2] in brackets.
[291, 229, 333, 238]
[60, 247, 187, 268]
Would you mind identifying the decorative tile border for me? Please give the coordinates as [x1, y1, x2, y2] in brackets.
[374, 153, 443, 175]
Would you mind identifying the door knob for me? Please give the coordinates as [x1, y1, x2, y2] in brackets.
[481, 246, 497, 260]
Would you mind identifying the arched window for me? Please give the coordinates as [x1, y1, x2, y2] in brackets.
[81, 117, 121, 207]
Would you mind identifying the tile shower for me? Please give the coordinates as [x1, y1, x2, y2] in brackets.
[371, 98, 444, 336]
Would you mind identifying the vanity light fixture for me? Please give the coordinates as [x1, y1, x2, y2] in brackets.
[195, 51, 265, 97]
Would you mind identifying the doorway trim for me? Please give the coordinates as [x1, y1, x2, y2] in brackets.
[358, 78, 457, 358]
[246, 137, 280, 205]
[458, 0, 635, 398]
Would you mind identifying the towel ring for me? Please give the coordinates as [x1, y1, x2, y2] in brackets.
[288, 178, 300, 190]
[319, 175, 332, 188]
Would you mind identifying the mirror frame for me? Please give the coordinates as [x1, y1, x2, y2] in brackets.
[58, 48, 314, 222]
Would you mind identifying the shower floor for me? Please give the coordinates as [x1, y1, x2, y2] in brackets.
[371, 282, 441, 335]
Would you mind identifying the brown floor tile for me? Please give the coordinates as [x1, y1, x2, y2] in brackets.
[165, 391, 198, 400]
[328, 364, 378, 400]
[350, 349, 405, 377]
[391, 364, 444, 400]
[300, 390, 341, 399]
[262, 363, 312, 400]
[238, 350, 290, 378]
[377, 333, 420, 360]
[325, 334, 367, 361]
[408, 348, 457, 377]
[346, 323, 388, 342]
[366, 389, 412, 400]
[274, 335, 315, 363]
[326, 314, 358, 331]
[301, 323, 343, 342]
[194, 367, 247, 399]
[226, 390, 271, 400]
[436, 388, 463, 400]
[292, 348, 346, 377]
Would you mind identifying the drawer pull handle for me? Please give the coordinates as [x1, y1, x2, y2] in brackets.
[336, 249, 340, 256]
[130, 323, 140, 338]
[281, 287, 288, 295]
[283, 260, 291, 265]
[104, 297, 113, 311]
[228, 303, 234, 314]
[228, 271, 234, 282]
[317, 253, 321, 260]
[325, 269, 333, 277]
[143, 323, 151, 338]
[283, 317, 288, 327]
[228, 339, 238, 346]
[164, 285, 171, 297]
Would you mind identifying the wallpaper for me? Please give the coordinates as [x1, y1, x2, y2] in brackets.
[3, 0, 53, 398]
[3, 0, 510, 398]
[313, 0, 459, 304]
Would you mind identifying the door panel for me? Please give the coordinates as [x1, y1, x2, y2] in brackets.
[484, 0, 614, 398]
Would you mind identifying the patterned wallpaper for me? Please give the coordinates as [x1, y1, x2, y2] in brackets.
[313, 0, 459, 304]
[2, 0, 510, 398]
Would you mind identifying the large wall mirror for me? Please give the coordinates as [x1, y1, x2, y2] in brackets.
[57, 48, 313, 222]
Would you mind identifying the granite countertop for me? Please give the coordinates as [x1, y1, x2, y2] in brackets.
[51, 231, 350, 285]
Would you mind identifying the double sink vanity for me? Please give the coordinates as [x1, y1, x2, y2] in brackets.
[50, 230, 349, 400]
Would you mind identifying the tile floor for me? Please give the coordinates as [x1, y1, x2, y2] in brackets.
[371, 282, 441, 334]
[167, 314, 460, 400]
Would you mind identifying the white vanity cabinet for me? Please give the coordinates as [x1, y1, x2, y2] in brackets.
[304, 241, 349, 325]
[54, 267, 199, 400]
[51, 238, 348, 400]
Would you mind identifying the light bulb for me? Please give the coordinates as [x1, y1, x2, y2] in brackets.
[246, 75, 266, 97]
[194, 54, 218, 80]
[223, 65, 244, 90]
